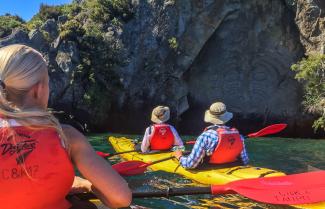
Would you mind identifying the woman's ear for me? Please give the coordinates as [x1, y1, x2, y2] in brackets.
[29, 82, 44, 104]
[24, 73, 49, 109]
[32, 82, 42, 100]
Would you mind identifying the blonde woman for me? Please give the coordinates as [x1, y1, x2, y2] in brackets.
[0, 44, 131, 209]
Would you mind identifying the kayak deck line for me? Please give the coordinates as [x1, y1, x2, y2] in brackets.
[259, 170, 281, 177]
[226, 166, 250, 175]
[108, 136, 325, 209]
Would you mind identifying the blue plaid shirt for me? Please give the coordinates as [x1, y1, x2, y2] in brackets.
[179, 126, 249, 169]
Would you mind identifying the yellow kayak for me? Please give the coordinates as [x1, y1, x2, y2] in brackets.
[68, 195, 109, 209]
[67, 197, 109, 209]
[90, 200, 109, 209]
[108, 136, 325, 209]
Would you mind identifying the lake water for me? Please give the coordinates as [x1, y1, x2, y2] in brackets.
[88, 134, 325, 209]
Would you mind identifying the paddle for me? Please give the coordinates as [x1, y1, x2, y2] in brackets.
[112, 156, 175, 176]
[73, 171, 325, 205]
[133, 170, 325, 204]
[96, 149, 174, 158]
[96, 150, 139, 158]
[186, 123, 287, 144]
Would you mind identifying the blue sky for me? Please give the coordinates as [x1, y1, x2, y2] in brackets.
[0, 0, 72, 21]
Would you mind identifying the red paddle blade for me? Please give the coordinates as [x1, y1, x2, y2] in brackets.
[96, 151, 110, 158]
[212, 171, 325, 205]
[247, 124, 287, 138]
[112, 161, 148, 176]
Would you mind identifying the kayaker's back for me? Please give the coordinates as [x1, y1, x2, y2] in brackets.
[0, 125, 74, 209]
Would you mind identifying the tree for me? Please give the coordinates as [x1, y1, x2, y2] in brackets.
[291, 54, 325, 130]
[0, 14, 25, 38]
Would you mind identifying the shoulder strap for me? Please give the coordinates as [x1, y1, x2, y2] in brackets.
[149, 125, 153, 135]
[205, 125, 220, 131]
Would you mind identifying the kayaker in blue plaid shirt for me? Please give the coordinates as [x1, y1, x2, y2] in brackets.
[173, 102, 249, 169]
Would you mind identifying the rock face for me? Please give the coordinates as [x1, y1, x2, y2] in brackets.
[181, 0, 304, 134]
[115, 0, 308, 136]
[1, 0, 325, 137]
[293, 0, 325, 54]
[0, 29, 30, 46]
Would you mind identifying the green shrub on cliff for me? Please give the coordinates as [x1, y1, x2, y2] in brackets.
[27, 4, 62, 30]
[57, 0, 130, 125]
[0, 0, 132, 127]
[168, 37, 178, 50]
[60, 3, 82, 19]
[81, 0, 132, 24]
[38, 4, 63, 20]
[291, 54, 325, 131]
[105, 0, 133, 21]
[76, 29, 125, 125]
[59, 19, 85, 40]
[27, 2, 81, 30]
[0, 14, 26, 38]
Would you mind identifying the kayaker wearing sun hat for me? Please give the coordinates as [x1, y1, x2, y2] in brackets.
[173, 102, 249, 169]
[141, 106, 184, 153]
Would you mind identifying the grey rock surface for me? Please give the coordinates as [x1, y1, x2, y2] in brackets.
[28, 29, 47, 50]
[40, 19, 59, 40]
[1, 0, 324, 137]
[0, 29, 30, 47]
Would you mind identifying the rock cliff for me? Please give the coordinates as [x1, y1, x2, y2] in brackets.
[1, 0, 324, 137]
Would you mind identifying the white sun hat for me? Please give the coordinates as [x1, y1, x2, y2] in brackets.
[204, 102, 233, 125]
[151, 106, 170, 123]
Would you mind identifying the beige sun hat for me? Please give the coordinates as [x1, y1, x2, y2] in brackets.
[151, 106, 170, 123]
[204, 102, 233, 125]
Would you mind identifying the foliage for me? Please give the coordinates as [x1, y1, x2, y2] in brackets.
[77, 32, 124, 125]
[168, 37, 178, 50]
[291, 54, 325, 131]
[61, 3, 82, 19]
[38, 4, 63, 20]
[26, 19, 43, 31]
[0, 0, 133, 126]
[81, 0, 132, 23]
[27, 4, 62, 30]
[59, 19, 85, 40]
[111, 17, 122, 27]
[27, 2, 81, 30]
[83, 0, 110, 23]
[105, 0, 133, 21]
[0, 14, 25, 38]
[41, 31, 51, 42]
[57, 0, 132, 123]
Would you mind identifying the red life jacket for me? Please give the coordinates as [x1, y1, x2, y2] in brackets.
[0, 121, 74, 209]
[208, 126, 244, 164]
[150, 124, 174, 150]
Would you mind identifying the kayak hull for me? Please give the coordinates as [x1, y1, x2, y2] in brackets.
[109, 137, 284, 184]
[108, 136, 325, 209]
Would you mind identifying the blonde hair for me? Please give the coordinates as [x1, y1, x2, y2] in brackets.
[0, 44, 68, 149]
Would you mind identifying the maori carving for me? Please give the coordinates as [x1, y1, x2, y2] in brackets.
[248, 58, 279, 113]
[183, 0, 303, 124]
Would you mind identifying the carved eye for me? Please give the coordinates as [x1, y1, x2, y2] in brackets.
[252, 69, 267, 81]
